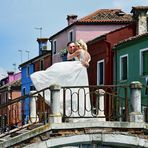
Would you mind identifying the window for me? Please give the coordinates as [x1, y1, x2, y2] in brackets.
[68, 30, 74, 42]
[140, 48, 148, 76]
[120, 54, 128, 80]
[30, 85, 35, 91]
[53, 40, 57, 54]
[22, 88, 26, 96]
[40, 59, 44, 70]
[42, 43, 47, 50]
[5, 92, 8, 103]
[97, 59, 104, 85]
[26, 66, 30, 77]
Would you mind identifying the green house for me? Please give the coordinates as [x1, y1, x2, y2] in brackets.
[113, 33, 148, 108]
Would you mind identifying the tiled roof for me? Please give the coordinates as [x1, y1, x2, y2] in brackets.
[78, 9, 133, 23]
[49, 9, 133, 40]
[113, 32, 148, 49]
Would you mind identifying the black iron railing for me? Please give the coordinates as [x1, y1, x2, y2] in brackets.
[0, 84, 130, 135]
[62, 85, 129, 122]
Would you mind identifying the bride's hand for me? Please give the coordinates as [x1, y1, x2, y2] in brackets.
[75, 50, 81, 55]
[81, 61, 89, 68]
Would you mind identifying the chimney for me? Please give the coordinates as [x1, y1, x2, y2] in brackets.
[37, 38, 49, 55]
[131, 6, 148, 35]
[66, 15, 78, 25]
[7, 71, 14, 83]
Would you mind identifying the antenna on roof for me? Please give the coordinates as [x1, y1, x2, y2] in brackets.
[12, 63, 16, 72]
[35, 27, 42, 38]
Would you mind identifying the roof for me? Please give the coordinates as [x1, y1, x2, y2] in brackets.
[49, 9, 133, 40]
[113, 32, 148, 49]
[19, 51, 51, 67]
[0, 79, 21, 91]
[78, 9, 132, 23]
[37, 38, 49, 43]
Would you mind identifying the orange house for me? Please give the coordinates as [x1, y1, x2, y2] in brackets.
[0, 79, 21, 130]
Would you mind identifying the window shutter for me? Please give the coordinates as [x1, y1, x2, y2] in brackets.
[143, 50, 148, 75]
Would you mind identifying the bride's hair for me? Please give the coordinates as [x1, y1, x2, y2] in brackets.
[76, 39, 87, 51]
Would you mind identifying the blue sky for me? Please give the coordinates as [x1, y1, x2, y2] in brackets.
[0, 0, 148, 79]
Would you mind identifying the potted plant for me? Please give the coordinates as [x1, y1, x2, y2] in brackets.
[60, 48, 68, 61]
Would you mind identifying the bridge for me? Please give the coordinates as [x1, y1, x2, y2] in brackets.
[0, 81, 148, 147]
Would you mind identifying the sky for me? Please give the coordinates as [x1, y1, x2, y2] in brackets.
[0, 0, 148, 79]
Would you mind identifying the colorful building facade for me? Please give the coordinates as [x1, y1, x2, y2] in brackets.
[0, 71, 21, 130]
[19, 38, 51, 124]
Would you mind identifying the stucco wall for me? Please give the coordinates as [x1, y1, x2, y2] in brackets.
[52, 24, 125, 63]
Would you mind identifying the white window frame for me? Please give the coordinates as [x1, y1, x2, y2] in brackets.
[140, 48, 148, 76]
[53, 39, 57, 54]
[97, 59, 105, 85]
[120, 54, 128, 81]
[68, 30, 74, 42]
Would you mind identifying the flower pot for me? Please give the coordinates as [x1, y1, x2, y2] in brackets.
[62, 55, 67, 61]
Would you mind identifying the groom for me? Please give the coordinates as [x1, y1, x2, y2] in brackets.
[66, 41, 76, 61]
[66, 41, 82, 61]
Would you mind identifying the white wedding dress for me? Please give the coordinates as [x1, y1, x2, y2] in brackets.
[30, 50, 91, 119]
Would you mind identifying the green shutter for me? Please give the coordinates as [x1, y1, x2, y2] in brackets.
[143, 50, 148, 75]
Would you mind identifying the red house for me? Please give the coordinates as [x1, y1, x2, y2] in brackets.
[87, 23, 136, 86]
[87, 24, 136, 119]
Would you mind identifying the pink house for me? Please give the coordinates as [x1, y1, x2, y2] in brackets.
[0, 71, 21, 85]
[49, 9, 133, 63]
[7, 71, 21, 83]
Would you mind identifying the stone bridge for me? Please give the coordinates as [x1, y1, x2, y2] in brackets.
[0, 81, 148, 147]
[0, 121, 148, 147]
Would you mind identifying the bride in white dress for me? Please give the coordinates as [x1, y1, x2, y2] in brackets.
[30, 39, 92, 119]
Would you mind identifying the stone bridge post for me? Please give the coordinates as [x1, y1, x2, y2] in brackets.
[98, 89, 105, 120]
[95, 89, 106, 121]
[130, 81, 143, 122]
[49, 84, 62, 123]
[29, 90, 39, 123]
